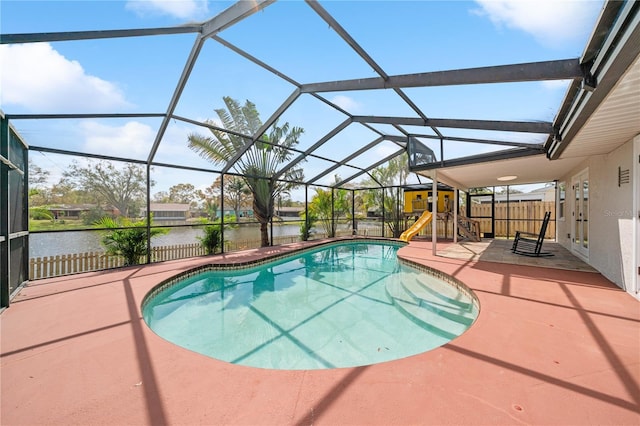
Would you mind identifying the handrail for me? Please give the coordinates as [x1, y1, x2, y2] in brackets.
[457, 215, 481, 241]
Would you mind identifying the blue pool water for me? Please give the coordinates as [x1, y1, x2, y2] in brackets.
[142, 241, 478, 370]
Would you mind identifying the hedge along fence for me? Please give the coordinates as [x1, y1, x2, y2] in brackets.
[470, 200, 556, 239]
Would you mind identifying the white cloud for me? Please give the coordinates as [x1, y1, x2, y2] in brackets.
[330, 95, 361, 113]
[81, 121, 154, 158]
[0, 43, 131, 112]
[375, 144, 399, 159]
[125, 0, 209, 20]
[541, 79, 571, 91]
[472, 0, 604, 47]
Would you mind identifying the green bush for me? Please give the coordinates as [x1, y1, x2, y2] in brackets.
[95, 217, 168, 266]
[299, 211, 316, 241]
[198, 224, 222, 255]
[30, 207, 54, 221]
[81, 207, 111, 225]
[196, 217, 235, 255]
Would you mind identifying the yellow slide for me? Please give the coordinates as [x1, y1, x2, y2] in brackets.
[399, 211, 433, 242]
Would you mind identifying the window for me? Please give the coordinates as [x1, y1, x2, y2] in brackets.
[557, 182, 566, 221]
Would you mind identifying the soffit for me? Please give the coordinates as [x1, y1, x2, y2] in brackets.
[560, 53, 640, 159]
[421, 154, 586, 190]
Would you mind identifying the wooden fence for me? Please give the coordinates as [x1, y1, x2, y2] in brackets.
[29, 234, 344, 280]
[470, 201, 556, 239]
[29, 243, 208, 280]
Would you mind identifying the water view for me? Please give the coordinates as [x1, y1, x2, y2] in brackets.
[29, 221, 384, 258]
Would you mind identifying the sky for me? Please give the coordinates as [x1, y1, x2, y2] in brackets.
[0, 0, 605, 200]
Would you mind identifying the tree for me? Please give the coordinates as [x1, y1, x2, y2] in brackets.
[225, 176, 250, 221]
[495, 186, 523, 194]
[215, 175, 251, 222]
[62, 160, 148, 217]
[188, 97, 304, 247]
[361, 154, 409, 238]
[152, 191, 170, 203]
[168, 183, 198, 206]
[196, 182, 220, 221]
[28, 163, 52, 206]
[307, 176, 350, 237]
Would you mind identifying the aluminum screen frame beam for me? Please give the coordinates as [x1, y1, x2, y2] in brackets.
[384, 134, 544, 149]
[273, 118, 352, 181]
[352, 116, 553, 134]
[409, 147, 545, 171]
[201, 0, 276, 38]
[147, 0, 274, 164]
[305, 136, 385, 185]
[300, 59, 583, 93]
[6, 113, 165, 120]
[0, 26, 201, 44]
[336, 148, 406, 188]
[305, 0, 443, 138]
[147, 36, 206, 163]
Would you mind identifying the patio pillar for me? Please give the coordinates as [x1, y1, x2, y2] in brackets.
[432, 170, 437, 255]
[453, 188, 458, 243]
[145, 163, 151, 264]
[220, 173, 225, 254]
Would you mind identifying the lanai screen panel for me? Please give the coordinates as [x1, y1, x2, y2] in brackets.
[1, 0, 606, 195]
[261, 94, 350, 153]
[323, 89, 421, 118]
[216, 1, 379, 83]
[171, 38, 298, 127]
[311, 123, 383, 162]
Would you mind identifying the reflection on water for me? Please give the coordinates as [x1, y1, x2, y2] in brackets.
[30, 224, 295, 258]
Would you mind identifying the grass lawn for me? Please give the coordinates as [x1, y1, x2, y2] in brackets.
[29, 219, 98, 232]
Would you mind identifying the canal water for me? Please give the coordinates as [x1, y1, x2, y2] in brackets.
[29, 221, 384, 258]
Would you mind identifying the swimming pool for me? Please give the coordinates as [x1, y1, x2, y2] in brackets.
[142, 240, 479, 370]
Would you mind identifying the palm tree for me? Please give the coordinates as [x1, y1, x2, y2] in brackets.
[362, 154, 409, 237]
[187, 97, 304, 247]
[308, 176, 350, 237]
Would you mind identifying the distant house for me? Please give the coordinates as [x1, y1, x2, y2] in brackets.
[218, 208, 253, 218]
[474, 187, 555, 204]
[142, 203, 191, 221]
[47, 204, 119, 219]
[275, 206, 304, 218]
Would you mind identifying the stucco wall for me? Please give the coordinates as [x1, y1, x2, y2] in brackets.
[557, 138, 634, 293]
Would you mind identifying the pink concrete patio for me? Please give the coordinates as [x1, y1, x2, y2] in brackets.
[1, 238, 639, 425]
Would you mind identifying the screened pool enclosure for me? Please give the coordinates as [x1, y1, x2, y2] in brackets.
[1, 0, 613, 306]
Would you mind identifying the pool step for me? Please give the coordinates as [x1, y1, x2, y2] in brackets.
[385, 280, 471, 339]
[400, 277, 475, 326]
[403, 273, 472, 309]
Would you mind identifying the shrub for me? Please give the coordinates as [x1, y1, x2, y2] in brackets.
[299, 211, 316, 241]
[95, 217, 168, 266]
[30, 207, 54, 221]
[198, 224, 222, 255]
[81, 207, 111, 225]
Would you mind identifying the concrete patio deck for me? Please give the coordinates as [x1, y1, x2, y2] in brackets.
[1, 238, 639, 425]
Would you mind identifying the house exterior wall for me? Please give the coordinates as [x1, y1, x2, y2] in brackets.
[557, 137, 636, 298]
